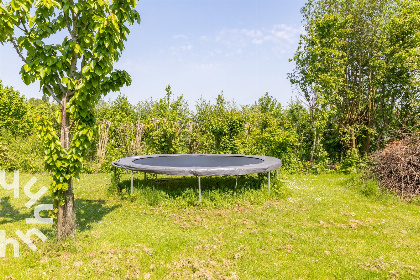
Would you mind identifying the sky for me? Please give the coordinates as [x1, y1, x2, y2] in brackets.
[0, 0, 307, 108]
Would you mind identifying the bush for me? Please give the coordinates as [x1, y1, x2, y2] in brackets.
[0, 133, 44, 173]
[0, 80, 30, 135]
[371, 136, 420, 199]
[339, 148, 368, 174]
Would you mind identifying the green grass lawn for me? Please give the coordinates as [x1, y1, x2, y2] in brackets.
[1, 172, 419, 279]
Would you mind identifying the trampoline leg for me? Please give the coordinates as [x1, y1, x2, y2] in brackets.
[268, 171, 271, 195]
[276, 169, 278, 177]
[144, 171, 146, 181]
[131, 170, 134, 195]
[235, 176, 238, 194]
[198, 176, 202, 202]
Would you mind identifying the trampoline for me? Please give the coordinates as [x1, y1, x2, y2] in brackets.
[112, 154, 282, 202]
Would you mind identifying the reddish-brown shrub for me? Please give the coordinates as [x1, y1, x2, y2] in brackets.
[371, 136, 420, 199]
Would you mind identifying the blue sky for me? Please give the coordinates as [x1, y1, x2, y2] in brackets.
[0, 0, 306, 107]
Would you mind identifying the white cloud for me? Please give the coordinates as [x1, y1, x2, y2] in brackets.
[171, 44, 193, 52]
[170, 34, 194, 56]
[241, 24, 302, 45]
[173, 34, 188, 39]
[182, 44, 193, 51]
[208, 24, 302, 58]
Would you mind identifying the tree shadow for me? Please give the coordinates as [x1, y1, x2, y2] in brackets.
[75, 199, 121, 231]
[0, 196, 28, 225]
[36, 195, 121, 233]
[12, 196, 121, 238]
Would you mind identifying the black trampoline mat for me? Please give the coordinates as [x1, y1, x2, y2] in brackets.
[133, 155, 263, 168]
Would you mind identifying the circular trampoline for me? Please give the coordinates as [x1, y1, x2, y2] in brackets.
[112, 154, 282, 201]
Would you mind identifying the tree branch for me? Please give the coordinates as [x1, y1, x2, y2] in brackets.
[15, 25, 27, 33]
[43, 83, 62, 104]
[55, 75, 68, 96]
[70, 52, 78, 78]
[10, 37, 28, 64]
[19, 17, 30, 34]
[9, 36, 61, 104]
[65, 12, 72, 36]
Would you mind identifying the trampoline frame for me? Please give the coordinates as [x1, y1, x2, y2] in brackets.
[112, 154, 282, 202]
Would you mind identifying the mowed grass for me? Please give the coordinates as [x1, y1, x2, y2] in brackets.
[1, 172, 419, 279]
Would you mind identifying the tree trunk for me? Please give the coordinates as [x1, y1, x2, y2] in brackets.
[310, 108, 317, 165]
[310, 129, 317, 164]
[362, 133, 371, 155]
[57, 178, 76, 240]
[57, 95, 76, 240]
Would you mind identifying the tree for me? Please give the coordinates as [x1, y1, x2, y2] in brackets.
[0, 0, 140, 240]
[290, 0, 420, 156]
[289, 1, 347, 162]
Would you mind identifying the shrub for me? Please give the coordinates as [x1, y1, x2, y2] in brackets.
[0, 131, 44, 173]
[340, 148, 368, 174]
[0, 80, 30, 135]
[370, 136, 420, 199]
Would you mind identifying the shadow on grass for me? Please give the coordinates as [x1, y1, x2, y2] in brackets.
[75, 199, 121, 231]
[0, 196, 29, 225]
[35, 195, 121, 232]
[116, 174, 268, 203]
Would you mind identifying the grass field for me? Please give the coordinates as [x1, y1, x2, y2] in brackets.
[1, 172, 419, 279]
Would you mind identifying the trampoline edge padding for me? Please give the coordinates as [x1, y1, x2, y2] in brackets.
[112, 154, 282, 176]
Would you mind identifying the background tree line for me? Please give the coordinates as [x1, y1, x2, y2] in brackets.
[0, 78, 409, 175]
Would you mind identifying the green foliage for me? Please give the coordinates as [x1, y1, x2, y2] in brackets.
[36, 116, 71, 201]
[1, 89, 318, 173]
[194, 95, 246, 154]
[2, 81, 394, 176]
[143, 118, 184, 154]
[0, 131, 44, 173]
[141, 87, 190, 155]
[4, 82, 401, 175]
[344, 173, 382, 198]
[207, 109, 245, 154]
[0, 84, 57, 173]
[135, 85, 190, 122]
[0, 0, 140, 208]
[95, 94, 138, 157]
[97, 94, 137, 127]
[245, 111, 300, 170]
[0, 80, 30, 134]
[290, 0, 420, 156]
[241, 97, 303, 172]
[339, 148, 367, 174]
